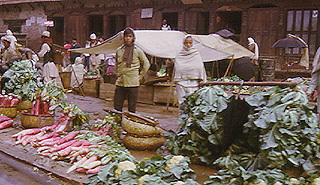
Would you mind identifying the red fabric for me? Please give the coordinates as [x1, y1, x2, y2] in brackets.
[64, 43, 71, 55]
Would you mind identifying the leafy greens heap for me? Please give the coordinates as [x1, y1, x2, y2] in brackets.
[166, 86, 230, 165]
[2, 60, 42, 100]
[166, 85, 320, 184]
[85, 155, 199, 185]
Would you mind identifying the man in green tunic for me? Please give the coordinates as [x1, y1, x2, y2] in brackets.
[114, 28, 150, 113]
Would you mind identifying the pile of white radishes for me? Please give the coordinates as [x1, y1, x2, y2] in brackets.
[12, 113, 102, 174]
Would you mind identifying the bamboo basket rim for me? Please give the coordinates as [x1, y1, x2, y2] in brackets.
[123, 115, 159, 127]
[21, 112, 54, 117]
[0, 106, 17, 108]
[125, 132, 165, 138]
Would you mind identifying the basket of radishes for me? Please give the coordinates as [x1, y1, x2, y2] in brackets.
[0, 95, 19, 118]
[21, 112, 54, 128]
[21, 97, 54, 128]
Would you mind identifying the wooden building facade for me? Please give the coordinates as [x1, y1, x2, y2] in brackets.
[0, 0, 320, 58]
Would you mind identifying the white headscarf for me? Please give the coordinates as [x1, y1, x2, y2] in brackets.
[4, 30, 19, 49]
[248, 37, 259, 60]
[173, 35, 207, 82]
[74, 57, 83, 65]
[248, 37, 255, 45]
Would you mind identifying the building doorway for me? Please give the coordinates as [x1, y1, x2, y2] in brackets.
[197, 11, 210, 34]
[216, 6, 242, 35]
[48, 17, 64, 46]
[162, 12, 178, 30]
[88, 15, 104, 38]
[107, 14, 126, 38]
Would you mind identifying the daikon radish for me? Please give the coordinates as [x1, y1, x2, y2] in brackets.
[57, 131, 79, 145]
[67, 157, 88, 173]
[86, 165, 102, 174]
[12, 128, 41, 138]
[82, 160, 101, 169]
[0, 120, 13, 129]
[80, 155, 98, 168]
[76, 168, 87, 173]
[49, 140, 77, 152]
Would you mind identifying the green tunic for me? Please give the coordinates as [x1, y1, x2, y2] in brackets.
[115, 45, 150, 87]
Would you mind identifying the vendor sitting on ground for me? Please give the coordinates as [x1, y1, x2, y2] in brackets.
[174, 35, 207, 106]
[64, 57, 86, 89]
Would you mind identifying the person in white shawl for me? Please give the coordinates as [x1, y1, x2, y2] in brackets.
[248, 37, 259, 65]
[307, 47, 320, 114]
[66, 57, 86, 88]
[174, 35, 206, 105]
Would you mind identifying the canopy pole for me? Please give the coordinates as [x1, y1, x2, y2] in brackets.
[223, 55, 235, 77]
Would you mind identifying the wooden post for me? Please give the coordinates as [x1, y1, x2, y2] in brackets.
[223, 55, 235, 77]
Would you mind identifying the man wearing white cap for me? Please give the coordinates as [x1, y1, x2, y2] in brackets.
[86, 33, 101, 73]
[38, 30, 62, 87]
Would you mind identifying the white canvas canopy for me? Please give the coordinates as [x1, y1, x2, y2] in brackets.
[70, 30, 254, 62]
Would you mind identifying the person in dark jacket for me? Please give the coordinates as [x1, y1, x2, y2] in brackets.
[70, 38, 81, 64]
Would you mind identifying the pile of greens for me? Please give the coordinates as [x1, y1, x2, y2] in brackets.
[166, 86, 230, 164]
[244, 87, 319, 172]
[85, 155, 199, 185]
[166, 85, 320, 184]
[2, 60, 42, 100]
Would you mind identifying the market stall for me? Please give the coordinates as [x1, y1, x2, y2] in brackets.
[71, 30, 254, 105]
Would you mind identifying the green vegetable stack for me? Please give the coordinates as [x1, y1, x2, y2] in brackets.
[166, 86, 232, 164]
[85, 155, 200, 185]
[2, 60, 42, 101]
[166, 84, 320, 184]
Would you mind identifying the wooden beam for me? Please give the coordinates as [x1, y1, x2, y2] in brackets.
[58, 1, 65, 8]
[76, 0, 84, 7]
[2, 5, 9, 11]
[38, 2, 46, 10]
[15, 4, 22, 12]
[28, 2, 35, 10]
[201, 81, 298, 88]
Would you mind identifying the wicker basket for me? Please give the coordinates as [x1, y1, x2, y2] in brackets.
[0, 106, 17, 118]
[123, 135, 166, 151]
[16, 100, 33, 111]
[122, 116, 163, 136]
[21, 112, 54, 128]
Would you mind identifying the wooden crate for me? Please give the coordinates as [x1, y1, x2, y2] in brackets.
[138, 85, 154, 104]
[153, 85, 178, 106]
[83, 78, 101, 98]
[99, 83, 116, 100]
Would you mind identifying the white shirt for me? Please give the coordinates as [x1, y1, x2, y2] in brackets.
[38, 43, 50, 58]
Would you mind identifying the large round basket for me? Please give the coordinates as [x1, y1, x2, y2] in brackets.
[122, 116, 163, 136]
[123, 135, 166, 151]
[21, 112, 54, 128]
[0, 106, 17, 118]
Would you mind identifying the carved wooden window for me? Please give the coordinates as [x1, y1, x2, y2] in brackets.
[286, 10, 318, 54]
[4, 20, 26, 33]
